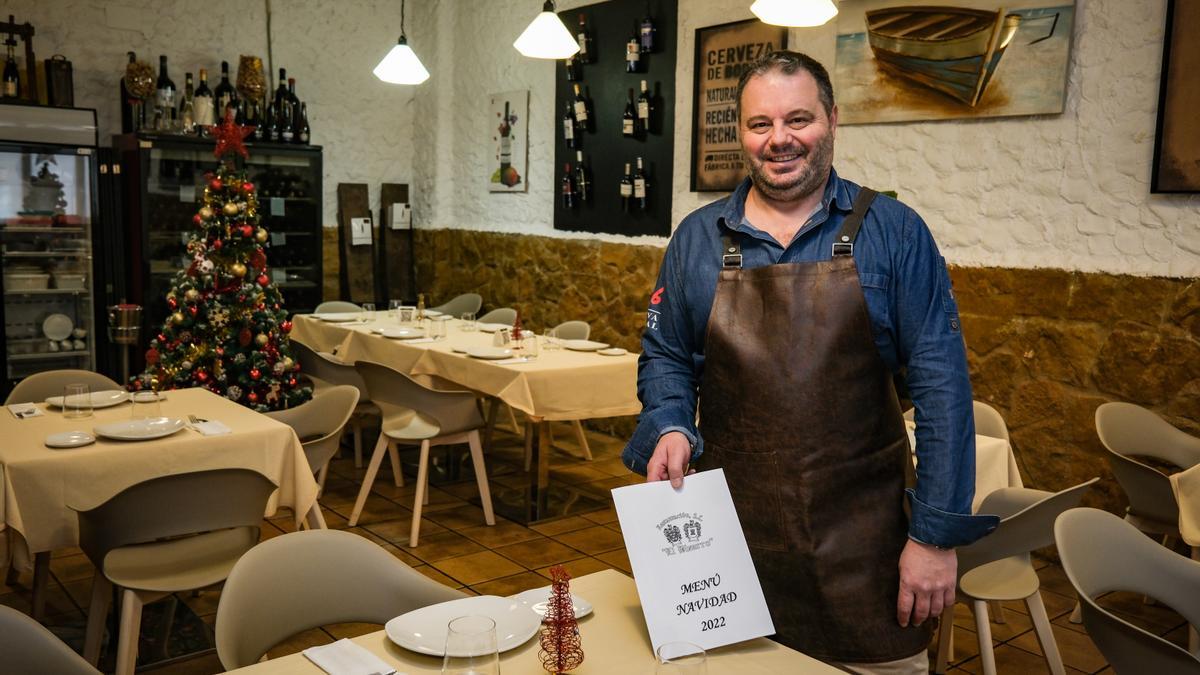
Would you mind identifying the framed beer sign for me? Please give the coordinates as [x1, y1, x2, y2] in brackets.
[690, 19, 786, 192]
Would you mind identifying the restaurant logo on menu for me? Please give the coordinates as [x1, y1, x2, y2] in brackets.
[657, 512, 713, 556]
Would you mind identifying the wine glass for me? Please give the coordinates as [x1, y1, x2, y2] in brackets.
[543, 327, 561, 351]
[389, 299, 403, 320]
[442, 615, 498, 674]
[656, 642, 707, 674]
[130, 391, 162, 420]
[236, 55, 266, 105]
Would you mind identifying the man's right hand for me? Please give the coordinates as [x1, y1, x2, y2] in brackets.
[646, 431, 692, 489]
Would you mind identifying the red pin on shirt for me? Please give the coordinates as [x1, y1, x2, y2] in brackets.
[650, 287, 664, 305]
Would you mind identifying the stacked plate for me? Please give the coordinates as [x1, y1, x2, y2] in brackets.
[465, 346, 513, 360]
[93, 417, 187, 441]
[562, 339, 609, 352]
[378, 327, 425, 339]
[314, 312, 359, 323]
[44, 390, 129, 409]
[385, 595, 540, 657]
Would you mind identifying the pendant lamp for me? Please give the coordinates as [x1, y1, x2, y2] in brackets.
[750, 0, 838, 27]
[374, 0, 430, 85]
[514, 0, 581, 59]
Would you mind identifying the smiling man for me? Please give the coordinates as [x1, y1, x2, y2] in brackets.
[623, 51, 999, 673]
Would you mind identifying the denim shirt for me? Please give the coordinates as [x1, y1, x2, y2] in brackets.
[623, 170, 998, 549]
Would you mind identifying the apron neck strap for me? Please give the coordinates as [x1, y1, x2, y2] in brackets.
[832, 188, 878, 257]
[721, 233, 743, 269]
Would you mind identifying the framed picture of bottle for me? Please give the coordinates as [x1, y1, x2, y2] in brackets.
[489, 90, 529, 193]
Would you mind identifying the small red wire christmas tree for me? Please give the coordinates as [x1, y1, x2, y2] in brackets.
[538, 565, 584, 674]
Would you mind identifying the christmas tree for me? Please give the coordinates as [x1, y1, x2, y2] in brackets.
[538, 565, 584, 674]
[134, 111, 311, 412]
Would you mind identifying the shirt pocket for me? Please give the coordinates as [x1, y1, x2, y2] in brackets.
[859, 272, 892, 331]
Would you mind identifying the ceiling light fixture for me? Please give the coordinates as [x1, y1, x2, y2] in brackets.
[514, 1, 581, 59]
[374, 0, 430, 85]
[750, 0, 838, 27]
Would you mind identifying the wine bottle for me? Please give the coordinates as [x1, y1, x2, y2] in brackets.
[640, 14, 656, 52]
[155, 55, 177, 131]
[576, 14, 591, 64]
[234, 98, 246, 126]
[272, 67, 288, 109]
[561, 163, 576, 209]
[572, 83, 589, 128]
[620, 162, 634, 211]
[120, 51, 137, 132]
[179, 72, 196, 134]
[626, 33, 640, 73]
[575, 150, 590, 202]
[637, 80, 652, 133]
[214, 60, 237, 121]
[622, 96, 636, 138]
[297, 102, 310, 144]
[564, 55, 578, 82]
[3, 38, 20, 99]
[281, 78, 297, 142]
[193, 68, 215, 131]
[562, 104, 576, 149]
[252, 100, 267, 141]
[635, 156, 648, 210]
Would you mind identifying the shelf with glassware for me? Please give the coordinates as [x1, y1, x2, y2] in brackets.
[113, 133, 323, 343]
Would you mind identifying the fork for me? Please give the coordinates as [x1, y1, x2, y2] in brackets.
[188, 415, 208, 425]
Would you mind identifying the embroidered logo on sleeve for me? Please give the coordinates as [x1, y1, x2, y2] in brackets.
[650, 287, 664, 305]
[646, 287, 664, 330]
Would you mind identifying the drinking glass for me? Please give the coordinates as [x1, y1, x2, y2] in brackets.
[655, 642, 707, 674]
[441, 615, 498, 675]
[63, 383, 92, 419]
[131, 390, 162, 420]
[389, 299, 404, 319]
[543, 327, 561, 351]
[360, 302, 376, 323]
[430, 318, 447, 340]
[460, 312, 477, 331]
[522, 333, 539, 359]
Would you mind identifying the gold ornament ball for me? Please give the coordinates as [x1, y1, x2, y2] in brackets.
[184, 288, 200, 302]
[255, 333, 269, 346]
[280, 357, 294, 370]
[171, 311, 185, 325]
[255, 228, 268, 243]
[222, 202, 240, 216]
[230, 262, 247, 277]
[198, 206, 214, 220]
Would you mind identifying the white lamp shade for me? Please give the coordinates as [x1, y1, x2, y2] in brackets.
[373, 40, 430, 85]
[514, 10, 581, 59]
[751, 0, 838, 27]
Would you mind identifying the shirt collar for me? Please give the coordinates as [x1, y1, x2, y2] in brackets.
[718, 166, 852, 231]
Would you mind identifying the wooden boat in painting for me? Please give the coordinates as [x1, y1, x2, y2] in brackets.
[866, 5, 1022, 107]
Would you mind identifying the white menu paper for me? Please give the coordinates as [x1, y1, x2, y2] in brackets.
[612, 469, 775, 659]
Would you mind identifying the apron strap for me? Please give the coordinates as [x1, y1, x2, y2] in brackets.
[832, 188, 878, 257]
[721, 234, 743, 269]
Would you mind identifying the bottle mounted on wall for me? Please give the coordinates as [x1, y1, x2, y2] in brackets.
[640, 13, 656, 52]
[626, 33, 640, 73]
[623, 96, 636, 137]
[572, 83, 589, 129]
[576, 14, 591, 64]
[575, 150, 590, 202]
[635, 156, 648, 210]
[562, 163, 576, 208]
[564, 55, 578, 82]
[620, 162, 633, 211]
[562, 103, 576, 149]
[637, 80, 652, 134]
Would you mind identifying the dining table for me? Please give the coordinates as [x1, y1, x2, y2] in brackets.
[0, 387, 323, 619]
[292, 313, 641, 524]
[1168, 462, 1200, 653]
[226, 568, 842, 674]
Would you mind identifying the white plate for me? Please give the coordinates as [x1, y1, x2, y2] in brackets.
[466, 346, 514, 360]
[45, 390, 130, 409]
[45, 431, 95, 449]
[314, 312, 359, 323]
[423, 310, 444, 317]
[477, 322, 512, 333]
[512, 587, 593, 621]
[93, 417, 186, 441]
[379, 327, 425, 339]
[563, 339, 610, 352]
[42, 313, 74, 340]
[597, 347, 628, 357]
[385, 595, 540, 657]
[451, 346, 469, 353]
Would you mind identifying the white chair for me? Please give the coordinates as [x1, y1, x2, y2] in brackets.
[5, 369, 123, 405]
[215, 529, 465, 669]
[265, 385, 360, 494]
[77, 468, 277, 675]
[348, 361, 496, 545]
[932, 478, 1098, 675]
[291, 340, 382, 470]
[478, 307, 517, 325]
[314, 300, 361, 314]
[430, 293, 482, 316]
[0, 605, 101, 674]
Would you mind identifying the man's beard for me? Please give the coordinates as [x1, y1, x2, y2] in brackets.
[744, 130, 834, 202]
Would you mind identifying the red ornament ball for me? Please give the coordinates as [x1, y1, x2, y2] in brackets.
[145, 348, 160, 365]
[195, 370, 209, 382]
[238, 328, 252, 346]
[248, 391, 258, 403]
[242, 181, 255, 193]
[281, 320, 292, 333]
[241, 225, 254, 238]
[167, 297, 178, 310]
[212, 239, 223, 250]
[188, 306, 199, 317]
[250, 368, 261, 380]
[216, 347, 224, 356]
[192, 214, 203, 226]
[257, 274, 270, 287]
[288, 377, 297, 387]
[210, 178, 223, 191]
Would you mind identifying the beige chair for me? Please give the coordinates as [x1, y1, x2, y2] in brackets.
[903, 400, 1009, 441]
[0, 605, 101, 674]
[932, 478, 1098, 675]
[552, 320, 590, 341]
[265, 384, 360, 493]
[76, 468, 276, 675]
[528, 321, 595, 467]
[5, 369, 123, 405]
[215, 529, 465, 669]
[288, 340, 333, 393]
[291, 340, 382, 470]
[348, 361, 495, 545]
[1055, 508, 1200, 674]
[314, 300, 361, 313]
[431, 292, 482, 316]
[479, 307, 517, 325]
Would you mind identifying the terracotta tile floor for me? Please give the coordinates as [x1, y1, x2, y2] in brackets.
[0, 426, 1191, 673]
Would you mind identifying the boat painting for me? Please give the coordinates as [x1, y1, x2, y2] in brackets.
[834, 0, 1075, 125]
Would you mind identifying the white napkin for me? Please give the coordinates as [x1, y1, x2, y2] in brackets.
[302, 639, 397, 675]
[191, 420, 232, 436]
[8, 403, 44, 419]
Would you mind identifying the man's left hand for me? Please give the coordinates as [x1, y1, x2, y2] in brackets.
[896, 538, 957, 627]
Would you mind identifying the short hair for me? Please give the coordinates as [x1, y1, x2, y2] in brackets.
[735, 50, 835, 121]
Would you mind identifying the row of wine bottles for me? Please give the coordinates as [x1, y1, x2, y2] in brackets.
[566, 12, 658, 78]
[561, 153, 649, 212]
[123, 54, 311, 144]
[564, 80, 654, 148]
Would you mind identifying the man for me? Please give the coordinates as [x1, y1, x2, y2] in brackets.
[623, 51, 999, 673]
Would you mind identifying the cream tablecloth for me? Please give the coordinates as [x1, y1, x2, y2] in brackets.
[907, 423, 1022, 513]
[227, 569, 840, 674]
[292, 315, 640, 422]
[1170, 461, 1200, 547]
[0, 387, 319, 571]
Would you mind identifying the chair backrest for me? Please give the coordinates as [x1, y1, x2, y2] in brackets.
[1096, 402, 1200, 525]
[957, 478, 1098, 574]
[0, 605, 102, 674]
[314, 300, 361, 314]
[5, 369, 124, 405]
[1055, 508, 1200, 674]
[75, 469, 277, 569]
[973, 400, 1009, 441]
[290, 340, 370, 399]
[265, 385, 360, 474]
[355, 361, 482, 437]
[431, 293, 482, 316]
[553, 320, 591, 340]
[478, 307, 516, 324]
[216, 529, 466, 669]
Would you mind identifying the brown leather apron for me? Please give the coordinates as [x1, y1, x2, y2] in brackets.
[695, 188, 930, 662]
